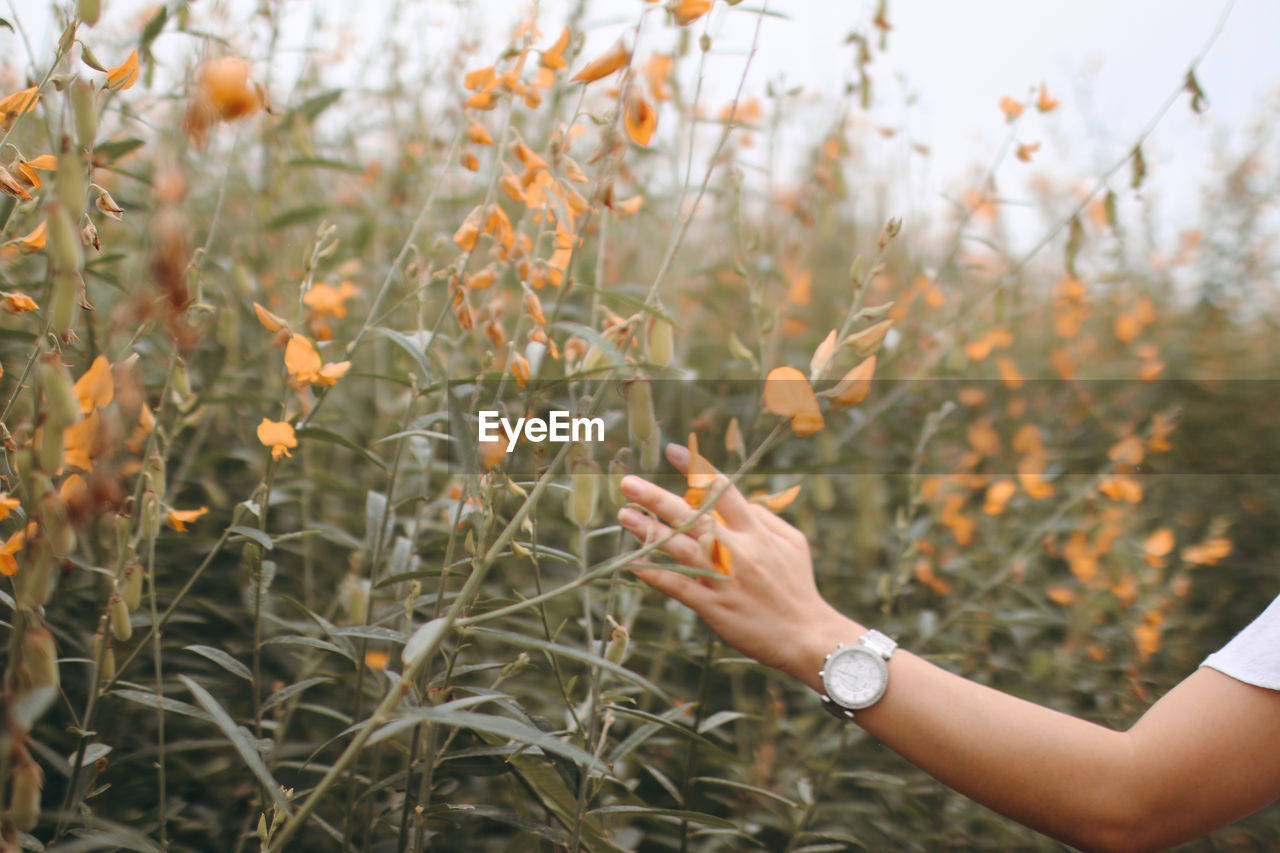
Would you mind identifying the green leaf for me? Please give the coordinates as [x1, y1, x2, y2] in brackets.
[179, 675, 291, 812]
[403, 617, 449, 668]
[376, 708, 604, 772]
[93, 138, 145, 162]
[296, 425, 387, 469]
[285, 156, 363, 173]
[373, 326, 434, 383]
[261, 676, 332, 712]
[227, 525, 273, 550]
[588, 805, 738, 830]
[697, 709, 751, 734]
[466, 627, 669, 700]
[692, 776, 799, 808]
[291, 88, 343, 123]
[262, 634, 355, 663]
[264, 204, 331, 231]
[332, 625, 405, 643]
[185, 644, 253, 681]
[112, 688, 213, 722]
[446, 804, 570, 845]
[138, 4, 167, 53]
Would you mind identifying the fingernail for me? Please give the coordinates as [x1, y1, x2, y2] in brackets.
[617, 507, 641, 528]
[665, 443, 689, 464]
[620, 475, 643, 498]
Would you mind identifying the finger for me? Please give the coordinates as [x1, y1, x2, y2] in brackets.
[630, 564, 716, 613]
[665, 442, 690, 474]
[705, 473, 755, 530]
[618, 506, 709, 568]
[619, 475, 701, 530]
[749, 503, 793, 538]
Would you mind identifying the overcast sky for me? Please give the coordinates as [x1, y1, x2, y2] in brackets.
[13, 0, 1279, 251]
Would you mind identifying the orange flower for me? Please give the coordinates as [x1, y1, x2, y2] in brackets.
[624, 87, 657, 146]
[465, 121, 493, 145]
[672, 0, 713, 25]
[257, 418, 298, 460]
[63, 409, 101, 471]
[998, 95, 1024, 121]
[510, 353, 531, 387]
[284, 333, 351, 387]
[105, 50, 140, 91]
[166, 506, 209, 531]
[2, 291, 39, 313]
[540, 26, 571, 70]
[74, 355, 114, 414]
[0, 85, 40, 125]
[1036, 82, 1060, 112]
[831, 356, 876, 407]
[15, 220, 47, 252]
[0, 523, 34, 576]
[0, 493, 19, 522]
[364, 650, 391, 671]
[303, 280, 360, 320]
[182, 56, 264, 146]
[763, 366, 824, 436]
[754, 484, 801, 511]
[1015, 141, 1041, 162]
[253, 301, 288, 333]
[571, 42, 629, 84]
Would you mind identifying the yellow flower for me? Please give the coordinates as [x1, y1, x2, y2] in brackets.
[166, 506, 209, 532]
[0, 493, 19, 522]
[2, 291, 39, 313]
[284, 333, 350, 387]
[0, 523, 35, 576]
[74, 355, 114, 414]
[257, 418, 298, 460]
[303, 280, 359, 320]
[105, 50, 140, 91]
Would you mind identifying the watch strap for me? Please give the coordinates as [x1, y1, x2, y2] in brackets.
[859, 628, 897, 660]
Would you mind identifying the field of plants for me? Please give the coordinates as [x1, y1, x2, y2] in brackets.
[2, 0, 1278, 850]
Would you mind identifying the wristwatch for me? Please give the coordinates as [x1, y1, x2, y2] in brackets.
[819, 629, 897, 720]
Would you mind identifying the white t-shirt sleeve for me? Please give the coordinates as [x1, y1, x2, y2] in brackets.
[1200, 594, 1280, 690]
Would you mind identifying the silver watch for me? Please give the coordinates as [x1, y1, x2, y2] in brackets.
[819, 629, 897, 720]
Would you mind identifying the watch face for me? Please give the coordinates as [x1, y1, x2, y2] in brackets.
[823, 646, 888, 709]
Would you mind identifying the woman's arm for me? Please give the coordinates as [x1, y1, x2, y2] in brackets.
[616, 444, 1280, 853]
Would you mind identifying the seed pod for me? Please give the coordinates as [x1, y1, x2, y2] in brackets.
[566, 462, 599, 526]
[56, 146, 86, 219]
[94, 631, 115, 683]
[36, 420, 63, 472]
[605, 623, 629, 665]
[20, 624, 59, 691]
[8, 759, 43, 832]
[627, 379, 655, 443]
[172, 358, 191, 398]
[811, 473, 835, 511]
[640, 430, 660, 472]
[341, 574, 369, 625]
[121, 562, 143, 610]
[242, 542, 262, 580]
[144, 455, 166, 501]
[49, 270, 80, 338]
[48, 204, 82, 272]
[647, 310, 674, 367]
[71, 78, 97, 147]
[14, 536, 55, 609]
[139, 492, 160, 541]
[608, 448, 631, 508]
[582, 344, 605, 374]
[109, 593, 132, 642]
[39, 356, 80, 428]
[77, 0, 100, 25]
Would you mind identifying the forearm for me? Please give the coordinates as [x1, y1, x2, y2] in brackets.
[791, 613, 1139, 852]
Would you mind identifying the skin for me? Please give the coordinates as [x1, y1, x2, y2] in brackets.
[616, 443, 1280, 853]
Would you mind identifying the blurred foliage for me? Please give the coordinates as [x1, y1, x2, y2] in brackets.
[0, 1, 1278, 851]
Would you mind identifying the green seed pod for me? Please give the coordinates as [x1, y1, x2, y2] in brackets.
[172, 358, 191, 398]
[582, 344, 605, 374]
[77, 0, 100, 25]
[121, 562, 143, 610]
[566, 463, 599, 527]
[114, 512, 132, 555]
[20, 624, 59, 691]
[811, 473, 835, 511]
[49, 271, 80, 339]
[646, 311, 674, 367]
[70, 78, 97, 147]
[109, 593, 131, 642]
[48, 204, 82, 272]
[14, 535, 55, 610]
[56, 146, 87, 219]
[242, 541, 262, 580]
[640, 430, 660, 472]
[39, 356, 80, 428]
[139, 492, 160, 541]
[627, 379, 655, 443]
[608, 448, 631, 508]
[144, 455, 166, 502]
[605, 624, 629, 665]
[341, 574, 369, 625]
[9, 760, 43, 832]
[464, 528, 477, 557]
[36, 421, 64, 473]
[93, 631, 114, 683]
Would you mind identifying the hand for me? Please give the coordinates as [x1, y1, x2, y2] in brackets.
[616, 443, 862, 690]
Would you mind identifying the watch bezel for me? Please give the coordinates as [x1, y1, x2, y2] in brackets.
[820, 644, 889, 711]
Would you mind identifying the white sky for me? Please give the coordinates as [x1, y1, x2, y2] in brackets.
[12, 0, 1280, 253]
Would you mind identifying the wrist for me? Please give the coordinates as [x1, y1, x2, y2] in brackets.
[790, 608, 866, 694]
